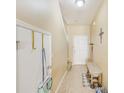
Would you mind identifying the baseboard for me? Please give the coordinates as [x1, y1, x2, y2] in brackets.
[72, 64, 86, 66]
[55, 71, 67, 93]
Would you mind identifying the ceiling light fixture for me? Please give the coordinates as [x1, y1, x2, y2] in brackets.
[74, 0, 85, 7]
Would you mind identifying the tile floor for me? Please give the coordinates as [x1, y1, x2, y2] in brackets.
[58, 65, 95, 93]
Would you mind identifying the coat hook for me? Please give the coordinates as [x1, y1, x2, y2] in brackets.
[32, 31, 36, 50]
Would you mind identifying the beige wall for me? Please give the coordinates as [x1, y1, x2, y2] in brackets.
[66, 25, 91, 63]
[16, 0, 68, 93]
[91, 0, 108, 88]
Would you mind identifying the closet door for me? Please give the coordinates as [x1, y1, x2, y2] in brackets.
[16, 27, 43, 93]
[44, 34, 52, 80]
[16, 27, 32, 93]
[33, 32, 43, 88]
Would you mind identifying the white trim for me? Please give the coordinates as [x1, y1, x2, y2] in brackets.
[72, 64, 85, 66]
[55, 71, 67, 93]
[57, 1, 69, 42]
[16, 19, 51, 35]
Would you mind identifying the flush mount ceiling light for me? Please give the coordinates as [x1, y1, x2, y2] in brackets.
[73, 0, 85, 7]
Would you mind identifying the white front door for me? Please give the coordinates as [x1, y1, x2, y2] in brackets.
[73, 36, 88, 65]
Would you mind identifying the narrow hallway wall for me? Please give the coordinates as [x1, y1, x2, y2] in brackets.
[91, 0, 108, 88]
[16, 0, 68, 93]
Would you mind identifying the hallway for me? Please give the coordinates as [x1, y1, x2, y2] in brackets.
[58, 65, 95, 93]
[16, 0, 108, 93]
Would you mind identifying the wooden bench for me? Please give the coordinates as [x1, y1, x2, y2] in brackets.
[87, 62, 102, 88]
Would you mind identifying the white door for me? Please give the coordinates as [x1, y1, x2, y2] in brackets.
[16, 27, 43, 93]
[73, 36, 88, 65]
[16, 26, 52, 93]
[43, 34, 52, 80]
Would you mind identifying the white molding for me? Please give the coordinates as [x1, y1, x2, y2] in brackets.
[55, 71, 67, 93]
[16, 19, 51, 35]
[72, 64, 85, 66]
[57, 1, 69, 42]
